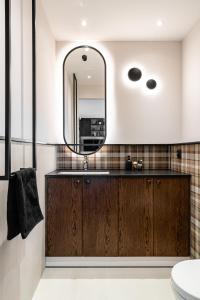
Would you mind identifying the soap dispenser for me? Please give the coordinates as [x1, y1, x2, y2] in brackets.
[125, 156, 132, 171]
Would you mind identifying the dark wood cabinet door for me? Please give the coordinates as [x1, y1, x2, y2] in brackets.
[153, 177, 190, 256]
[119, 177, 153, 256]
[46, 177, 83, 256]
[83, 177, 118, 256]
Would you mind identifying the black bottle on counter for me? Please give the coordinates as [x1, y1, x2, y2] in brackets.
[125, 156, 132, 171]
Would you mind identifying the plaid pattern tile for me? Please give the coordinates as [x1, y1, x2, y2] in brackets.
[56, 144, 169, 170]
[56, 142, 200, 258]
[170, 144, 200, 259]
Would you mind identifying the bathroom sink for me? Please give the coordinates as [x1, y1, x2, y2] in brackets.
[58, 171, 110, 175]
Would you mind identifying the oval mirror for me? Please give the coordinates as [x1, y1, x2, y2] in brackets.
[63, 46, 106, 155]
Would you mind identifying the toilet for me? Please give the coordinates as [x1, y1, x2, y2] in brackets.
[171, 259, 200, 300]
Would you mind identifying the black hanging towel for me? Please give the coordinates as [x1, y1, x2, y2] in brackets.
[7, 168, 44, 240]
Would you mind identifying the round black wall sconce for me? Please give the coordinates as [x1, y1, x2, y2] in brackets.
[128, 68, 142, 81]
[146, 79, 157, 89]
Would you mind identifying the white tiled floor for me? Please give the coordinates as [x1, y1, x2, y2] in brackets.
[32, 268, 175, 300]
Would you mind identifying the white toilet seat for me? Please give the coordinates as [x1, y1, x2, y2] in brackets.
[171, 259, 200, 300]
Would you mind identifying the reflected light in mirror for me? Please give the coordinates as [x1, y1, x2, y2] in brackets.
[81, 19, 87, 27]
[157, 20, 164, 27]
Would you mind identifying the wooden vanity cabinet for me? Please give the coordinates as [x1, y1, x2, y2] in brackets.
[119, 177, 190, 257]
[46, 177, 83, 256]
[46, 175, 190, 257]
[46, 176, 118, 257]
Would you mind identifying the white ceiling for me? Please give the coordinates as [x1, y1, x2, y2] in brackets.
[64, 47, 104, 85]
[41, 0, 200, 41]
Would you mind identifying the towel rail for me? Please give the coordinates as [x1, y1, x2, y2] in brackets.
[10, 168, 37, 178]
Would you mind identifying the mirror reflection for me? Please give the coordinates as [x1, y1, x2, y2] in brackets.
[63, 46, 106, 155]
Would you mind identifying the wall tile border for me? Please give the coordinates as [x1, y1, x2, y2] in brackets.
[56, 144, 169, 170]
[170, 144, 200, 258]
[56, 143, 200, 258]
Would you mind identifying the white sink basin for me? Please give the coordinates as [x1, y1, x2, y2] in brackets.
[58, 171, 110, 175]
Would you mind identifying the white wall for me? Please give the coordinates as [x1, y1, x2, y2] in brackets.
[0, 1, 57, 300]
[10, 0, 23, 138]
[36, 0, 60, 143]
[22, 0, 33, 140]
[182, 19, 200, 142]
[78, 99, 105, 118]
[9, 0, 33, 140]
[0, 143, 56, 300]
[0, 0, 5, 137]
[65, 71, 74, 143]
[0, 0, 5, 175]
[57, 41, 182, 144]
[78, 85, 104, 99]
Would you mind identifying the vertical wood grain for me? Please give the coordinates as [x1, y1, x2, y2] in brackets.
[153, 177, 190, 256]
[83, 177, 118, 256]
[46, 175, 190, 258]
[46, 177, 83, 256]
[119, 177, 153, 256]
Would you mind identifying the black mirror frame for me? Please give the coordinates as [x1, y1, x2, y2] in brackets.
[63, 45, 107, 156]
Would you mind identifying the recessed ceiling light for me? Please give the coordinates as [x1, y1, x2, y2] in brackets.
[81, 19, 87, 27]
[157, 20, 163, 27]
[87, 75, 92, 79]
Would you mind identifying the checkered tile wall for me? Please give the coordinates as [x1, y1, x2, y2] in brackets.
[170, 144, 200, 258]
[56, 143, 200, 258]
[56, 144, 169, 170]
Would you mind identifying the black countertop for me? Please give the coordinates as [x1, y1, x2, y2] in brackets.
[46, 169, 190, 177]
